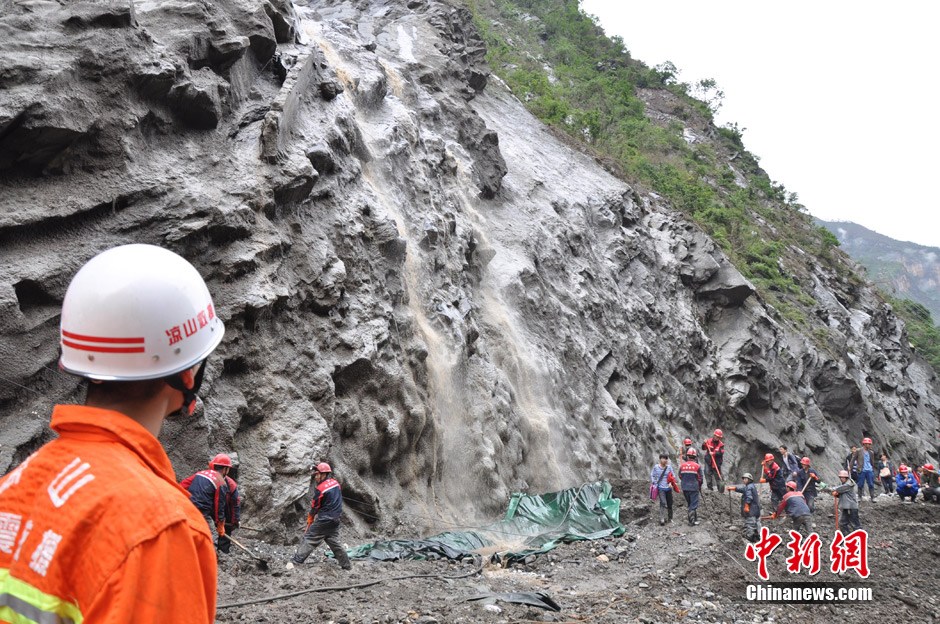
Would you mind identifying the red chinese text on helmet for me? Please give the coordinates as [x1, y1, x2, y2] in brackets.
[59, 244, 225, 381]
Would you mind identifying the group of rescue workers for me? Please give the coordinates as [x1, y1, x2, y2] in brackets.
[0, 245, 351, 624]
[650, 430, 940, 542]
[0, 243, 937, 624]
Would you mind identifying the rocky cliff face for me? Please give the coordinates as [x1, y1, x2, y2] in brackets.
[1, 0, 937, 538]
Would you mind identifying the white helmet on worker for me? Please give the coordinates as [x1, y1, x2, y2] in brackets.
[60, 244, 224, 380]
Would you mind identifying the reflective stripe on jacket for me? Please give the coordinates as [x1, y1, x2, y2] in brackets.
[678, 461, 703, 492]
[183, 469, 228, 523]
[309, 478, 343, 522]
[0, 405, 217, 623]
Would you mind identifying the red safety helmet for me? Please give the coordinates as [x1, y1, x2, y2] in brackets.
[210, 453, 233, 468]
[314, 462, 332, 473]
[800, 457, 810, 465]
[924, 464, 935, 471]
[862, 437, 872, 445]
[786, 481, 797, 490]
[686, 448, 697, 457]
[683, 438, 692, 446]
[764, 453, 774, 462]
[838, 470, 849, 478]
[713, 429, 723, 438]
[899, 464, 909, 473]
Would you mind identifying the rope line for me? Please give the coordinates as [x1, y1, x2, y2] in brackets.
[216, 564, 482, 609]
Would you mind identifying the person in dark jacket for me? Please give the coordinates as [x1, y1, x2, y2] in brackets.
[772, 482, 813, 533]
[778, 445, 800, 481]
[287, 462, 352, 570]
[761, 454, 786, 510]
[726, 473, 761, 542]
[679, 449, 704, 526]
[833, 470, 861, 531]
[181, 454, 232, 551]
[796, 457, 819, 512]
[701, 429, 725, 491]
[895, 464, 919, 502]
[920, 464, 940, 503]
[877, 454, 895, 495]
[845, 445, 859, 482]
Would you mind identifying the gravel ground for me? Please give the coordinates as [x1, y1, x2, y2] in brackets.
[215, 480, 939, 623]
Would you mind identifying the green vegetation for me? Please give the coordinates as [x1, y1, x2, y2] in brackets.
[890, 298, 940, 370]
[468, 1, 826, 303]
[467, 0, 940, 373]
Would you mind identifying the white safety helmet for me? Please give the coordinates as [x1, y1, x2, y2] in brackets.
[60, 244, 224, 380]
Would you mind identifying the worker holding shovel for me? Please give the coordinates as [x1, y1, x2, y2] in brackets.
[796, 457, 820, 512]
[701, 429, 725, 491]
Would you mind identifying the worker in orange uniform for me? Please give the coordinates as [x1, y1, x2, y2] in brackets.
[0, 244, 224, 623]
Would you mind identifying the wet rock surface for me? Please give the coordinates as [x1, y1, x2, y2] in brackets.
[1, 0, 938, 548]
[216, 481, 940, 623]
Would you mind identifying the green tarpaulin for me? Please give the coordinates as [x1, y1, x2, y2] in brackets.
[347, 481, 624, 563]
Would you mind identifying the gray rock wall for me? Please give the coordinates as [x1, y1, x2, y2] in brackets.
[1, 0, 937, 538]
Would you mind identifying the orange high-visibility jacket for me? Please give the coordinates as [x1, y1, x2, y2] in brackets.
[0, 405, 217, 623]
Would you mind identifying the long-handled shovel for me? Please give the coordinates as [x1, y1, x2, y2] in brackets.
[229, 535, 270, 570]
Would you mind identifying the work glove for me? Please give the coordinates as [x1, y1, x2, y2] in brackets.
[216, 522, 225, 537]
[724, 486, 733, 491]
[743, 503, 750, 513]
[770, 513, 777, 519]
[759, 478, 766, 483]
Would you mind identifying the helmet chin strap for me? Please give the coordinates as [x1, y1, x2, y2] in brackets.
[165, 362, 207, 416]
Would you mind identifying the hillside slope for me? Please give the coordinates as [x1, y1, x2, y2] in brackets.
[819, 219, 940, 323]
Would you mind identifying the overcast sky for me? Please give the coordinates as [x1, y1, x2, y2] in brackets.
[580, 1, 940, 248]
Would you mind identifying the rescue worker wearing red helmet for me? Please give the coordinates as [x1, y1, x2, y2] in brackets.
[852, 437, 879, 502]
[181, 453, 235, 552]
[760, 453, 786, 510]
[681, 438, 694, 462]
[770, 481, 813, 533]
[678, 449, 704, 526]
[795, 457, 819, 512]
[0, 244, 224, 623]
[700, 429, 725, 491]
[920, 463, 939, 503]
[287, 462, 352, 570]
[895, 464, 919, 502]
